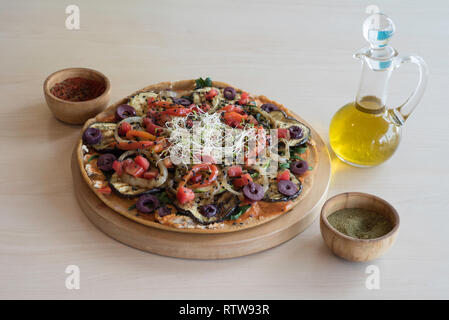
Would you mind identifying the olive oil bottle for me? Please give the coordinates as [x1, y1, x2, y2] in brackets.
[330, 13, 428, 167]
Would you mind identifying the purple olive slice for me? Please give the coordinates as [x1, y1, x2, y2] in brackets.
[115, 104, 136, 121]
[156, 206, 172, 217]
[97, 153, 117, 171]
[199, 204, 218, 217]
[172, 97, 192, 106]
[136, 194, 160, 214]
[260, 103, 279, 112]
[82, 127, 102, 145]
[289, 126, 303, 139]
[277, 180, 298, 196]
[243, 182, 265, 201]
[223, 87, 236, 100]
[290, 160, 308, 176]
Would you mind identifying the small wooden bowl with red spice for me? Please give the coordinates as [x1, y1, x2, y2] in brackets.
[44, 67, 111, 125]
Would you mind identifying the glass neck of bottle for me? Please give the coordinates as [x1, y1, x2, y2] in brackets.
[355, 59, 393, 113]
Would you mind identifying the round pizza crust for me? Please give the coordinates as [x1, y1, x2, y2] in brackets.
[77, 80, 318, 234]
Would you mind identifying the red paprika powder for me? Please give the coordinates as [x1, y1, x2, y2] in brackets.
[50, 77, 105, 102]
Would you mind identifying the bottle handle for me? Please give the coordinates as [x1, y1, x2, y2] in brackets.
[390, 55, 428, 125]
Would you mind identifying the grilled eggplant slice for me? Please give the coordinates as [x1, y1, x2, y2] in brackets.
[89, 122, 117, 151]
[127, 91, 158, 116]
[264, 173, 302, 202]
[177, 191, 240, 224]
[269, 110, 311, 146]
[108, 172, 162, 198]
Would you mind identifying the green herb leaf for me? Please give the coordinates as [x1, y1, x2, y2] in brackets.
[128, 203, 136, 211]
[291, 146, 307, 154]
[156, 191, 170, 205]
[291, 154, 304, 161]
[195, 77, 212, 89]
[229, 205, 251, 220]
[308, 166, 313, 171]
[88, 154, 99, 162]
[279, 162, 290, 170]
[250, 172, 259, 179]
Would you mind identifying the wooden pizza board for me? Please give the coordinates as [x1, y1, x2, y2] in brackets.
[71, 132, 331, 260]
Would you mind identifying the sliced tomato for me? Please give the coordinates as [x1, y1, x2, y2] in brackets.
[223, 112, 248, 128]
[122, 158, 133, 168]
[238, 92, 249, 105]
[112, 160, 123, 176]
[247, 115, 259, 126]
[146, 122, 163, 136]
[143, 167, 159, 180]
[124, 161, 144, 178]
[97, 186, 111, 195]
[205, 88, 218, 100]
[189, 172, 203, 183]
[219, 104, 245, 114]
[227, 166, 243, 178]
[134, 155, 150, 171]
[232, 173, 253, 189]
[118, 122, 132, 136]
[162, 107, 192, 117]
[177, 186, 195, 204]
[277, 169, 290, 182]
[277, 128, 289, 139]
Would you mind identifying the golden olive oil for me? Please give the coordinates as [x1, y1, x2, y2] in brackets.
[329, 96, 401, 167]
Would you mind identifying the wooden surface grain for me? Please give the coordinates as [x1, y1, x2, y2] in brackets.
[1, 0, 448, 299]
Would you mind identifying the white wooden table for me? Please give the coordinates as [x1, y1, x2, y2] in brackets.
[1, 0, 448, 299]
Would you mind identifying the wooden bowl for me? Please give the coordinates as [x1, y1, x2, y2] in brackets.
[320, 192, 399, 262]
[43, 67, 111, 125]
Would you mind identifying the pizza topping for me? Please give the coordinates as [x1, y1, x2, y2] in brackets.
[136, 194, 160, 213]
[156, 206, 173, 217]
[83, 127, 102, 145]
[205, 88, 218, 100]
[125, 130, 156, 141]
[261, 103, 279, 112]
[277, 180, 299, 196]
[112, 160, 123, 176]
[227, 166, 243, 178]
[232, 173, 253, 189]
[115, 104, 137, 121]
[290, 160, 308, 176]
[97, 186, 112, 195]
[289, 126, 303, 139]
[223, 87, 236, 100]
[199, 204, 217, 218]
[117, 141, 154, 150]
[97, 153, 117, 171]
[276, 169, 290, 182]
[118, 122, 132, 136]
[172, 97, 192, 106]
[177, 186, 195, 205]
[238, 92, 250, 105]
[243, 182, 265, 201]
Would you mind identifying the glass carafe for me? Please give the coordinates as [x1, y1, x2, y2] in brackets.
[329, 13, 428, 167]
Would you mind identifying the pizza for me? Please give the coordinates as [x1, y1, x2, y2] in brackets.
[77, 78, 318, 232]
